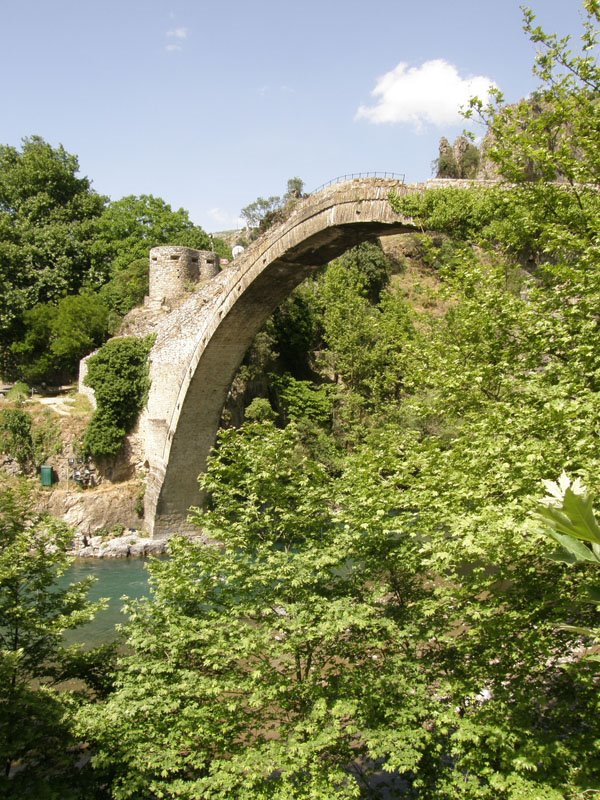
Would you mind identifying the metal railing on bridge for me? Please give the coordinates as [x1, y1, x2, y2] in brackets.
[311, 172, 405, 194]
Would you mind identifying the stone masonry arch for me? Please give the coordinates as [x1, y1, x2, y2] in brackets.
[141, 178, 423, 538]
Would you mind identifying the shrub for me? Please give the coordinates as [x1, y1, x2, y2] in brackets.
[6, 381, 30, 402]
[82, 411, 127, 459]
[32, 411, 62, 467]
[244, 397, 276, 422]
[272, 373, 333, 426]
[0, 407, 62, 472]
[0, 408, 34, 469]
[82, 335, 154, 459]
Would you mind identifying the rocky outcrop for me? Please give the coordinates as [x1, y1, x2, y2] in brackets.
[71, 529, 167, 558]
[435, 135, 482, 180]
[40, 481, 143, 537]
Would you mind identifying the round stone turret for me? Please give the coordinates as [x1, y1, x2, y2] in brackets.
[149, 246, 220, 306]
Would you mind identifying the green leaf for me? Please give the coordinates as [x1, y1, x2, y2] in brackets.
[557, 624, 597, 637]
[585, 585, 600, 603]
[547, 530, 599, 563]
[538, 489, 600, 545]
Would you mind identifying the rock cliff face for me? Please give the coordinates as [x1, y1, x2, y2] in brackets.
[40, 480, 142, 537]
[35, 479, 173, 556]
[435, 136, 484, 180]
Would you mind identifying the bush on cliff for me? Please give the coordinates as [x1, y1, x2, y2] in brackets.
[82, 335, 154, 459]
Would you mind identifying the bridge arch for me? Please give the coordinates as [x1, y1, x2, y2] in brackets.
[143, 178, 419, 538]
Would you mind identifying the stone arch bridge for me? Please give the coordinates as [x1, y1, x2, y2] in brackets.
[138, 177, 481, 538]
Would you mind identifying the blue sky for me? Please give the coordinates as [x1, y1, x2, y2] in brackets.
[0, 0, 587, 231]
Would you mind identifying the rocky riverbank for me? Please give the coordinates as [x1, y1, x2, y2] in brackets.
[69, 529, 168, 558]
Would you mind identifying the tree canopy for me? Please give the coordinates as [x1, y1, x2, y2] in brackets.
[78, 6, 600, 797]
[95, 194, 211, 278]
[0, 140, 215, 383]
[0, 136, 107, 362]
[0, 481, 106, 798]
[240, 177, 305, 238]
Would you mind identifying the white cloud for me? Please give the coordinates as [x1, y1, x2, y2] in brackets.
[166, 26, 188, 39]
[356, 59, 496, 130]
[164, 26, 188, 53]
[208, 207, 228, 225]
[208, 208, 244, 229]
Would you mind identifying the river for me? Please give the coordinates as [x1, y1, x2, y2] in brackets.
[60, 558, 154, 647]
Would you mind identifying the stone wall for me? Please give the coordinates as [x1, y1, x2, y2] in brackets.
[78, 352, 97, 409]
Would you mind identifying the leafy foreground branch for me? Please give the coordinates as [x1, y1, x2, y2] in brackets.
[0, 480, 111, 799]
[537, 473, 600, 651]
[79, 420, 599, 799]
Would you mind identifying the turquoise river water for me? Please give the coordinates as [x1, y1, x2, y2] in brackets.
[60, 558, 154, 646]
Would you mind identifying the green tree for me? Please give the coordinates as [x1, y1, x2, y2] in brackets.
[0, 135, 221, 386]
[390, 9, 600, 397]
[397, 2, 599, 267]
[96, 195, 210, 278]
[271, 373, 333, 427]
[455, 135, 480, 178]
[0, 409, 34, 470]
[435, 136, 480, 179]
[0, 481, 103, 798]
[268, 282, 321, 376]
[0, 136, 107, 361]
[47, 293, 109, 374]
[0, 407, 61, 474]
[98, 257, 149, 324]
[240, 177, 306, 239]
[80, 423, 428, 799]
[209, 236, 233, 261]
[435, 137, 459, 178]
[10, 292, 110, 384]
[240, 194, 283, 234]
[93, 195, 213, 321]
[318, 245, 412, 405]
[82, 411, 600, 798]
[8, 303, 58, 384]
[79, 8, 600, 798]
[469, 2, 599, 188]
[284, 176, 305, 200]
[463, 1, 599, 264]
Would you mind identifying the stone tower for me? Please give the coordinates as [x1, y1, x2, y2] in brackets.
[148, 246, 220, 307]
